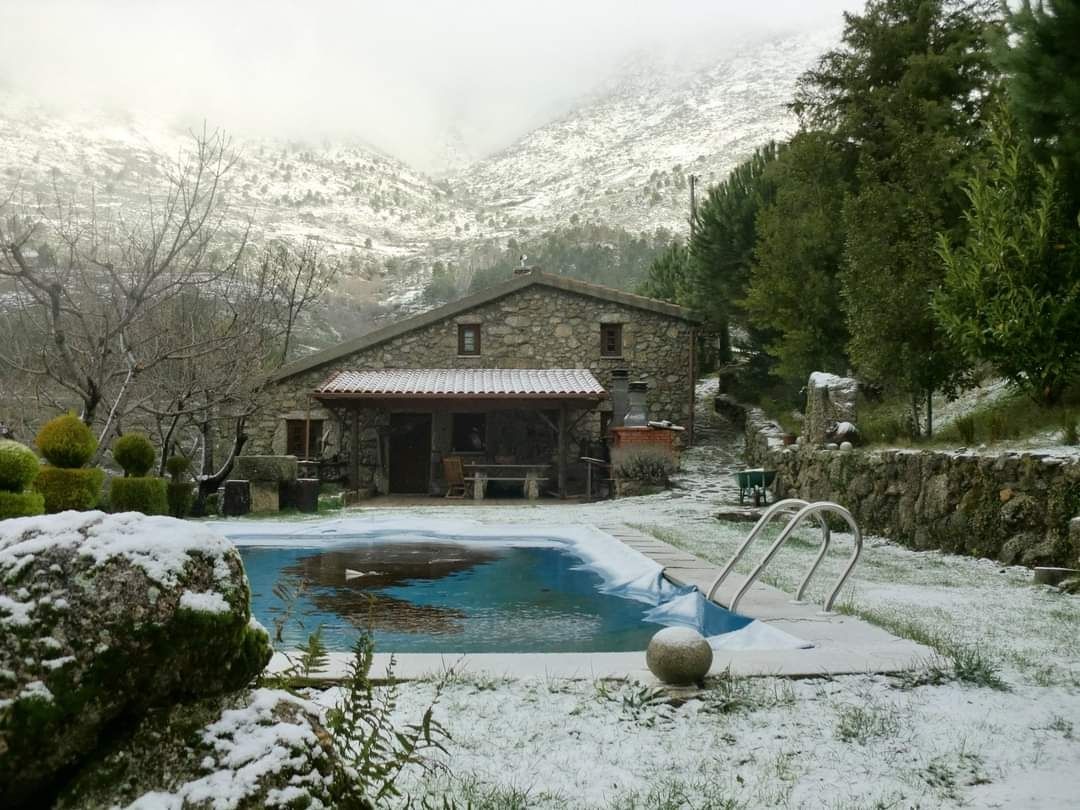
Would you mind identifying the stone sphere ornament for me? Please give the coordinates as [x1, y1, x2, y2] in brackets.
[840, 441, 854, 452]
[645, 626, 713, 686]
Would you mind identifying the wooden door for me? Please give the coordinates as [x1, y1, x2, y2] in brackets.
[389, 413, 432, 493]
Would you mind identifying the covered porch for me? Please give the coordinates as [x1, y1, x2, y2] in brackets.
[312, 369, 607, 498]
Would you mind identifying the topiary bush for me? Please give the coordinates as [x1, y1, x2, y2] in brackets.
[166, 483, 193, 518]
[0, 438, 41, 492]
[34, 466, 105, 512]
[165, 455, 193, 518]
[113, 433, 156, 477]
[109, 476, 168, 515]
[0, 490, 45, 519]
[36, 413, 97, 468]
[166, 455, 191, 480]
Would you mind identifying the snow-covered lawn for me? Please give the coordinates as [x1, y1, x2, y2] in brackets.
[299, 393, 1080, 808]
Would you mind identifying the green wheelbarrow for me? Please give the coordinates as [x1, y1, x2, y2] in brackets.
[733, 468, 776, 507]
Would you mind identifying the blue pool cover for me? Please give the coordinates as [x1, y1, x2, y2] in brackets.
[222, 519, 809, 654]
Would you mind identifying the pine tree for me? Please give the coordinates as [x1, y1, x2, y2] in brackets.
[997, 0, 1080, 215]
[793, 0, 1002, 434]
[743, 131, 854, 385]
[687, 142, 783, 361]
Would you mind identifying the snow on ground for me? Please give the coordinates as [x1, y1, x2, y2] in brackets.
[173, 381, 1078, 808]
[278, 381, 1079, 809]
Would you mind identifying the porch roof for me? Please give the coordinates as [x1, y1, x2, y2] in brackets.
[314, 368, 606, 400]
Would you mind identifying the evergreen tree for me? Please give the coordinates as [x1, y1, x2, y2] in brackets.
[793, 0, 1002, 434]
[687, 142, 783, 362]
[997, 0, 1080, 215]
[743, 132, 854, 385]
[935, 117, 1080, 406]
[637, 240, 690, 303]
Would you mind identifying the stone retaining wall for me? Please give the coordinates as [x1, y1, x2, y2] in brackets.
[743, 409, 1080, 566]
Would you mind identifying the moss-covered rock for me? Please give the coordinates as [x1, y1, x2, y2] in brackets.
[0, 439, 40, 492]
[0, 511, 273, 808]
[33, 466, 105, 513]
[0, 490, 46, 520]
[109, 476, 168, 515]
[54, 688, 335, 810]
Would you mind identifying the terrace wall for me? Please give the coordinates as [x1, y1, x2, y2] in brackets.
[743, 413, 1080, 567]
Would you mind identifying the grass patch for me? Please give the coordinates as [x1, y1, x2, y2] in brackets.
[834, 700, 901, 744]
[835, 602, 1008, 690]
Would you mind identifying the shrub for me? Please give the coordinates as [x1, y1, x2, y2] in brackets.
[1060, 411, 1079, 446]
[987, 411, 1019, 442]
[167, 482, 193, 518]
[109, 477, 168, 515]
[0, 439, 40, 492]
[113, 433, 156, 477]
[36, 413, 97, 468]
[34, 466, 105, 513]
[0, 490, 46, 519]
[954, 415, 977, 445]
[613, 448, 676, 483]
[166, 455, 191, 480]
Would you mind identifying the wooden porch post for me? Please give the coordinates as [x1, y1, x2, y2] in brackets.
[349, 407, 360, 490]
[558, 402, 568, 498]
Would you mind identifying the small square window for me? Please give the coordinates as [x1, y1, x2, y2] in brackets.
[458, 324, 481, 355]
[600, 324, 623, 357]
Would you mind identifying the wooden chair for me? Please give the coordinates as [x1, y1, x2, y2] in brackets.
[442, 457, 467, 499]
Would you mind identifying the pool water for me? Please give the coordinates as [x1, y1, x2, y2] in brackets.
[240, 538, 752, 653]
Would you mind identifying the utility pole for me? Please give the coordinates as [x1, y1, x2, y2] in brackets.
[688, 174, 699, 240]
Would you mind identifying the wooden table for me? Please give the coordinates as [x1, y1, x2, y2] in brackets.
[464, 463, 552, 500]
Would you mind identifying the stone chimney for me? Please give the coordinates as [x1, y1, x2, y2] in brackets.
[624, 381, 649, 427]
[609, 369, 630, 429]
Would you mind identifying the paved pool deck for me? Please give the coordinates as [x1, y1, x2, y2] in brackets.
[267, 522, 932, 683]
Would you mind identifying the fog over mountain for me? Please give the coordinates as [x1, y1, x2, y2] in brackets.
[0, 0, 859, 171]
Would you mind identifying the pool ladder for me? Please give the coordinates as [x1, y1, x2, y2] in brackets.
[706, 499, 863, 613]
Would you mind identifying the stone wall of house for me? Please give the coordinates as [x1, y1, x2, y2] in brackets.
[250, 284, 695, 492]
[743, 410, 1080, 566]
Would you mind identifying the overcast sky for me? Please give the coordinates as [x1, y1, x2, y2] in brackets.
[0, 0, 858, 168]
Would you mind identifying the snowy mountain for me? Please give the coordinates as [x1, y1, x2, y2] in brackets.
[455, 29, 837, 236]
[0, 29, 835, 329]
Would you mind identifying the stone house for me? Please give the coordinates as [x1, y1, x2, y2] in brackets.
[250, 269, 699, 495]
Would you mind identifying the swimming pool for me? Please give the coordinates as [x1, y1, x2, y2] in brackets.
[221, 519, 807, 654]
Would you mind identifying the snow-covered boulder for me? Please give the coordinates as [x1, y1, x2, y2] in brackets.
[0, 511, 273, 807]
[804, 372, 861, 446]
[54, 689, 335, 810]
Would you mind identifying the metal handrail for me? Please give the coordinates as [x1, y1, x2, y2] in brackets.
[728, 501, 863, 614]
[706, 498, 829, 602]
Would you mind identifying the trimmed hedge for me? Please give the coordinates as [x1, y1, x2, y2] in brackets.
[36, 414, 97, 468]
[166, 455, 191, 479]
[110, 477, 168, 515]
[0, 490, 46, 519]
[0, 439, 40, 492]
[166, 482, 193, 518]
[34, 467, 105, 513]
[113, 434, 156, 477]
